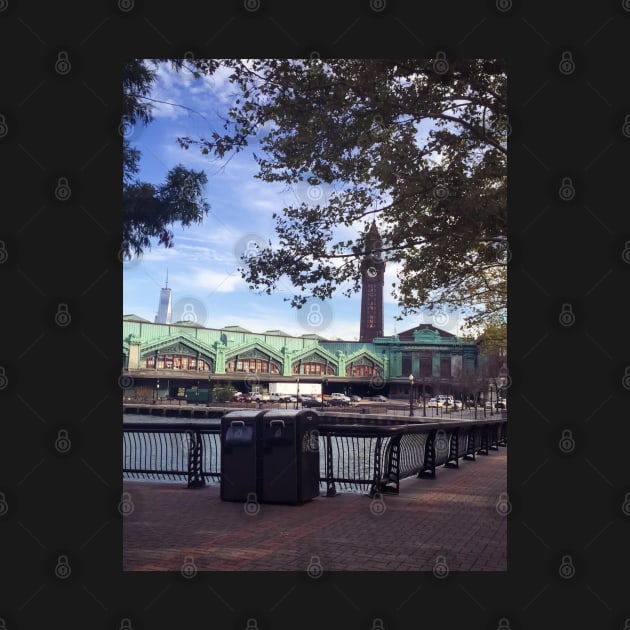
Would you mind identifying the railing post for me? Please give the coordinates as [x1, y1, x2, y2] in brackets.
[370, 436, 383, 496]
[463, 425, 476, 461]
[478, 424, 489, 456]
[499, 421, 507, 446]
[444, 427, 459, 468]
[490, 423, 499, 450]
[383, 434, 402, 494]
[187, 428, 206, 488]
[325, 433, 338, 497]
[419, 429, 436, 479]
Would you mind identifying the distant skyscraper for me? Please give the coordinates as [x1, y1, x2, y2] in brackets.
[154, 270, 172, 324]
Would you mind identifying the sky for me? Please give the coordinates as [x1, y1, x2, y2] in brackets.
[122, 60, 469, 341]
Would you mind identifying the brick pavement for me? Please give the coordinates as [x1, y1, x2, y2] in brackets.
[123, 447, 507, 572]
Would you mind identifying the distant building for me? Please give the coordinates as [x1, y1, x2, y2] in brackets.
[123, 227, 488, 401]
[359, 221, 385, 343]
[154, 271, 172, 324]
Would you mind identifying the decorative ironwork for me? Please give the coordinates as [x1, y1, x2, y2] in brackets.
[491, 423, 500, 449]
[499, 422, 508, 446]
[379, 434, 401, 494]
[186, 429, 205, 488]
[325, 433, 338, 497]
[418, 429, 437, 479]
[370, 436, 383, 496]
[123, 417, 507, 497]
[444, 426, 459, 468]
[122, 422, 221, 485]
[463, 425, 477, 461]
[478, 425, 489, 456]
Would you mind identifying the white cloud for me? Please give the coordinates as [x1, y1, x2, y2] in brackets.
[169, 268, 244, 295]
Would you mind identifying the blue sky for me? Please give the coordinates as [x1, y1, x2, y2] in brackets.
[122, 61, 468, 340]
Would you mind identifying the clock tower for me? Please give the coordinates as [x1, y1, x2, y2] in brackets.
[359, 221, 385, 342]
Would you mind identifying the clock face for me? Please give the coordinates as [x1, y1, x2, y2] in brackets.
[366, 266, 378, 278]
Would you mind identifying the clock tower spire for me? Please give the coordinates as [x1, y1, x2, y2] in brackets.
[359, 221, 385, 343]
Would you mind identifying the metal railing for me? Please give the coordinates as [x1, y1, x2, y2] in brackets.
[319, 419, 507, 496]
[123, 417, 507, 495]
[123, 422, 221, 488]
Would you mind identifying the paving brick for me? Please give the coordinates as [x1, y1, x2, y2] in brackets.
[123, 447, 507, 571]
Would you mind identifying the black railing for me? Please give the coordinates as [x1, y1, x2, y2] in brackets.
[122, 417, 507, 496]
[318, 419, 507, 496]
[123, 422, 222, 488]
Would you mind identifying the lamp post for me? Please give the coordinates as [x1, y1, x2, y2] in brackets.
[295, 377, 300, 409]
[409, 374, 414, 417]
[321, 378, 328, 412]
[422, 377, 426, 417]
[156, 379, 160, 404]
[489, 383, 494, 416]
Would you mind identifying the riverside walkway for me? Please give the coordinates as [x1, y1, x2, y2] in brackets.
[122, 446, 507, 572]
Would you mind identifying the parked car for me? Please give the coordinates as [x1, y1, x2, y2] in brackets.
[235, 394, 252, 403]
[371, 395, 388, 402]
[269, 393, 293, 402]
[330, 393, 351, 403]
[427, 398, 442, 408]
[302, 398, 330, 408]
[328, 397, 351, 406]
[349, 395, 362, 402]
[251, 392, 270, 402]
[451, 400, 463, 411]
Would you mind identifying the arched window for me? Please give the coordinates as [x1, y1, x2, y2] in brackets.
[293, 362, 335, 375]
[225, 349, 281, 374]
[144, 354, 213, 371]
[346, 359, 381, 377]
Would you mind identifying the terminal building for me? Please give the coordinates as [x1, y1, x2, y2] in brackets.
[122, 224, 498, 402]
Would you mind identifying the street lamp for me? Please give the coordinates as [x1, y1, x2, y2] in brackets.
[321, 378, 328, 412]
[295, 377, 300, 409]
[156, 379, 160, 403]
[422, 376, 426, 417]
[409, 374, 414, 417]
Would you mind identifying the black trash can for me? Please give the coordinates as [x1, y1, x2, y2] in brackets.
[260, 409, 320, 504]
[220, 410, 267, 502]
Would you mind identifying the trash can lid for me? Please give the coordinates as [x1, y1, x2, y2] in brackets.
[223, 409, 269, 419]
[262, 409, 319, 417]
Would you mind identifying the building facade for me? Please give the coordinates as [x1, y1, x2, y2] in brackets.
[122, 317, 487, 401]
[123, 225, 494, 402]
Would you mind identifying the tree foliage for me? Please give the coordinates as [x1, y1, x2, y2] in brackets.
[213, 385, 237, 403]
[178, 58, 507, 330]
[122, 59, 210, 258]
[475, 320, 507, 377]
